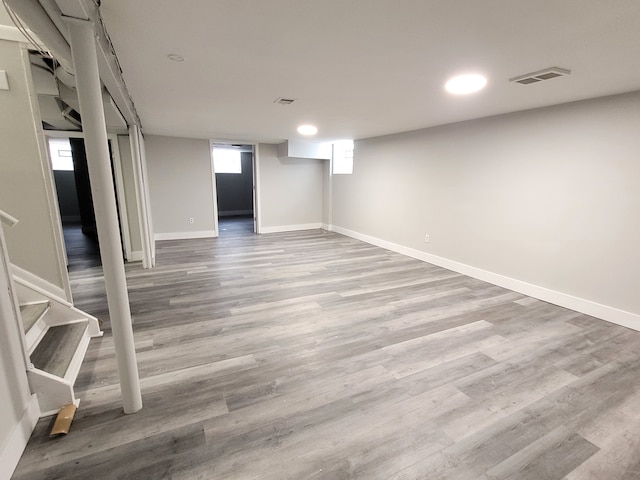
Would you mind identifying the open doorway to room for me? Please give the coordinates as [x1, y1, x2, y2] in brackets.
[47, 136, 100, 271]
[211, 143, 256, 237]
[47, 134, 127, 272]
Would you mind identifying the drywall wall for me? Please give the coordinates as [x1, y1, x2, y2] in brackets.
[257, 143, 324, 231]
[215, 152, 254, 216]
[0, 3, 11, 25]
[0, 39, 67, 292]
[145, 135, 216, 239]
[117, 135, 143, 253]
[332, 91, 640, 321]
[277, 139, 331, 160]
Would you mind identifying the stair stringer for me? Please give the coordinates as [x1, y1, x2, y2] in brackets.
[27, 370, 78, 417]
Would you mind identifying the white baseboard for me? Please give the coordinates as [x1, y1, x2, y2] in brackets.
[0, 394, 40, 480]
[261, 223, 323, 234]
[154, 230, 217, 241]
[329, 224, 640, 332]
[11, 264, 67, 302]
[127, 250, 144, 262]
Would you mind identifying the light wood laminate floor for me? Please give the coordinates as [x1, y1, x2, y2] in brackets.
[13, 227, 640, 479]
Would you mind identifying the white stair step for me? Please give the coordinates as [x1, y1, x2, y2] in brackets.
[19, 301, 50, 334]
[30, 321, 88, 378]
[14, 272, 103, 417]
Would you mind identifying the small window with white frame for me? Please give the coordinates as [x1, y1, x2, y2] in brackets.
[48, 138, 74, 171]
[213, 148, 242, 174]
[332, 140, 354, 175]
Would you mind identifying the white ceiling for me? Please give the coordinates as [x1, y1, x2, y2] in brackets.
[100, 0, 640, 144]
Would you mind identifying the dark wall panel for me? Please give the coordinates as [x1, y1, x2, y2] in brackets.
[216, 152, 254, 216]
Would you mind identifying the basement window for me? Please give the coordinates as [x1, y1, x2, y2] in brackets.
[48, 138, 74, 171]
[333, 140, 354, 175]
[213, 148, 241, 174]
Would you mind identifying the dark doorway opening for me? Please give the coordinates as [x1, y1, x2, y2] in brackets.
[213, 145, 255, 237]
[49, 136, 125, 271]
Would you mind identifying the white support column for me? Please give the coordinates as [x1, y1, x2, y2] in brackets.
[66, 17, 142, 414]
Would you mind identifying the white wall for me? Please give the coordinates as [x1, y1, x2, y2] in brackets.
[144, 138, 326, 239]
[332, 91, 640, 325]
[0, 39, 69, 296]
[258, 143, 324, 232]
[145, 135, 216, 239]
[277, 139, 331, 160]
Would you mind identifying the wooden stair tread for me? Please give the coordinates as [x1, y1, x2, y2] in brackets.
[20, 302, 50, 334]
[30, 321, 88, 378]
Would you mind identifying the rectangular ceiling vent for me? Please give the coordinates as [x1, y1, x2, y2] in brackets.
[274, 97, 296, 105]
[509, 67, 571, 85]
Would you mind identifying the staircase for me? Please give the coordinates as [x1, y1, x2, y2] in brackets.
[1, 209, 102, 417]
[15, 276, 102, 417]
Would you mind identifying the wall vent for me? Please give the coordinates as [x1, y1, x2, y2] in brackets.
[509, 67, 571, 85]
[274, 97, 296, 105]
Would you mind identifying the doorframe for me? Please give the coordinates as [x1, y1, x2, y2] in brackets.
[209, 140, 262, 235]
[44, 130, 133, 261]
[129, 125, 154, 268]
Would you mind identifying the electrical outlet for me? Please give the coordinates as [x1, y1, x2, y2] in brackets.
[424, 234, 430, 243]
[189, 217, 194, 224]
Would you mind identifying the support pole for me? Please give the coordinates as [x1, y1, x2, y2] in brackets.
[66, 17, 142, 414]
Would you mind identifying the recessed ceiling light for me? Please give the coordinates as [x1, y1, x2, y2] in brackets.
[445, 74, 487, 95]
[167, 54, 184, 62]
[297, 124, 318, 135]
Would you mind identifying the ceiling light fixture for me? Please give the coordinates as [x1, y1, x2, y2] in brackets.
[445, 74, 487, 95]
[167, 54, 184, 62]
[297, 124, 318, 136]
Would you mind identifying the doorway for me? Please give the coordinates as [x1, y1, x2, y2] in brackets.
[47, 134, 127, 271]
[212, 144, 256, 237]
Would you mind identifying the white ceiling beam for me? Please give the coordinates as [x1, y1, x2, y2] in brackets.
[5, 0, 141, 127]
[55, 0, 140, 126]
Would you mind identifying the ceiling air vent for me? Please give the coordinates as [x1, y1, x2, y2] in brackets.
[274, 97, 295, 105]
[509, 67, 571, 85]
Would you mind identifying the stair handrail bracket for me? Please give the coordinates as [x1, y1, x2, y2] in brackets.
[0, 209, 19, 227]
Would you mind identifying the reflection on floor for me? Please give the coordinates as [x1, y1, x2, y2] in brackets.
[62, 224, 101, 271]
[218, 215, 254, 236]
